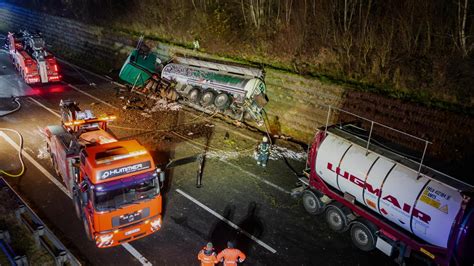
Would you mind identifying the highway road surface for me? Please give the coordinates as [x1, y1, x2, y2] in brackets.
[0, 48, 393, 265]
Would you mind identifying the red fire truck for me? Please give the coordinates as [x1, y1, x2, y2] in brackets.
[7, 31, 60, 84]
[44, 100, 164, 247]
[299, 106, 473, 265]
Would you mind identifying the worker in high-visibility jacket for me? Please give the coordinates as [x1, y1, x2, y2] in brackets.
[198, 242, 218, 266]
[216, 241, 246, 265]
[256, 136, 270, 167]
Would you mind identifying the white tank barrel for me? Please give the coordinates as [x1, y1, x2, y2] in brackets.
[174, 57, 264, 79]
[314, 133, 464, 248]
[161, 63, 266, 101]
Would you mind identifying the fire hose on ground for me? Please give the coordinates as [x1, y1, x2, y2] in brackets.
[0, 97, 25, 177]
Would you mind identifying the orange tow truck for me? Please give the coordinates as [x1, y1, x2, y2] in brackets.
[44, 100, 164, 248]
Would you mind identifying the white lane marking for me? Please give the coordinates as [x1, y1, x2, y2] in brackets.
[28, 97, 61, 118]
[122, 243, 152, 266]
[176, 189, 277, 254]
[0, 131, 71, 198]
[220, 159, 291, 194]
[181, 140, 290, 194]
[64, 82, 119, 109]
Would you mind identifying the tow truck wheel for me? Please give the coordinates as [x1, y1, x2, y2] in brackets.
[73, 190, 83, 219]
[82, 214, 93, 241]
[188, 88, 201, 103]
[201, 90, 216, 107]
[325, 204, 349, 232]
[214, 93, 231, 110]
[350, 220, 377, 251]
[302, 190, 324, 215]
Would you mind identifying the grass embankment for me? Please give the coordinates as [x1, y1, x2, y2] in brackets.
[110, 26, 473, 116]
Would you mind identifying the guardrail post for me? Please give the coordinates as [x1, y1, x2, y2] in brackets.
[14, 255, 28, 266]
[0, 230, 11, 243]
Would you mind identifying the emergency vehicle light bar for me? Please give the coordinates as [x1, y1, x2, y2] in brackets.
[63, 115, 116, 127]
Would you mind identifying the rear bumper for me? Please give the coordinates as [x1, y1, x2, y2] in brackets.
[25, 75, 61, 84]
[94, 215, 162, 248]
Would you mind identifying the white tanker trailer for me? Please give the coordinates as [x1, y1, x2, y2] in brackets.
[119, 38, 268, 124]
[299, 107, 473, 265]
[161, 57, 268, 123]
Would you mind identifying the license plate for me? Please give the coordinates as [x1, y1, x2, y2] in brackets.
[125, 228, 140, 236]
[119, 212, 142, 225]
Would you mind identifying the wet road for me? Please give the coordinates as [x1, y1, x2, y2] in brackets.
[0, 49, 393, 265]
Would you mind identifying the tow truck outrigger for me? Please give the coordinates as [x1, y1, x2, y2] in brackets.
[44, 100, 164, 247]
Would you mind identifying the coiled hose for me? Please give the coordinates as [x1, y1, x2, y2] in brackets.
[0, 98, 25, 177]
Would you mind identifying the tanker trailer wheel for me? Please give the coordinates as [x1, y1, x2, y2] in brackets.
[325, 204, 349, 232]
[214, 93, 231, 110]
[302, 190, 324, 215]
[201, 90, 216, 107]
[188, 88, 201, 103]
[82, 214, 93, 241]
[350, 220, 377, 251]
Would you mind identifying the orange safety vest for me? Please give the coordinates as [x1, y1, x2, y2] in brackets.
[217, 248, 246, 265]
[198, 247, 217, 266]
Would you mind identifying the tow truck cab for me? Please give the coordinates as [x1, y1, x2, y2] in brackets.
[79, 140, 164, 247]
[45, 108, 164, 248]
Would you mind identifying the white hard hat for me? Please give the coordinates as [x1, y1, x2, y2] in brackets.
[262, 136, 268, 142]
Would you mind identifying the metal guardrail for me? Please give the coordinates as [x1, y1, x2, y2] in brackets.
[0, 177, 81, 266]
[0, 230, 28, 266]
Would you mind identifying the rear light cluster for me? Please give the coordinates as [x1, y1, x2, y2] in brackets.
[26, 77, 40, 84]
[49, 75, 61, 82]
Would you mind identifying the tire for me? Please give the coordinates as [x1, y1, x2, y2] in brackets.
[302, 190, 324, 215]
[350, 220, 377, 251]
[200, 90, 216, 107]
[325, 204, 349, 232]
[188, 88, 201, 103]
[73, 189, 83, 219]
[214, 93, 231, 110]
[82, 214, 93, 241]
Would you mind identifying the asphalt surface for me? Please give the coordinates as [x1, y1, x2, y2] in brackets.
[0, 49, 394, 265]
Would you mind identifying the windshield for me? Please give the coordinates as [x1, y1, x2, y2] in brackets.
[93, 172, 159, 212]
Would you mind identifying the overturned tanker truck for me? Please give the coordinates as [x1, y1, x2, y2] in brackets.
[298, 106, 474, 265]
[119, 38, 268, 124]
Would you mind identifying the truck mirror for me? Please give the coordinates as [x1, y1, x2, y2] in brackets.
[159, 172, 165, 183]
[81, 190, 88, 203]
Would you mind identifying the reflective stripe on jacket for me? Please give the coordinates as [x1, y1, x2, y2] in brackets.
[216, 248, 246, 265]
[198, 248, 217, 266]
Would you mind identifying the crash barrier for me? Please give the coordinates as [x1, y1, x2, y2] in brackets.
[0, 230, 28, 266]
[0, 177, 81, 266]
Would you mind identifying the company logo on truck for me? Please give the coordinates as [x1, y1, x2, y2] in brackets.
[327, 162, 432, 224]
[98, 161, 151, 180]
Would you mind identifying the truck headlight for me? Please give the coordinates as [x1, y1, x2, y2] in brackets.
[97, 233, 114, 247]
[151, 217, 161, 231]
